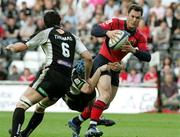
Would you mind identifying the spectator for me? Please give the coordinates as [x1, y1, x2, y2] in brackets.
[44, 0, 56, 11]
[20, 1, 32, 16]
[64, 21, 76, 34]
[127, 68, 142, 84]
[7, 65, 20, 81]
[76, 0, 95, 23]
[174, 58, 180, 77]
[120, 0, 132, 16]
[148, 12, 161, 35]
[63, 7, 78, 26]
[19, 68, 36, 82]
[93, 3, 104, 16]
[59, 0, 76, 16]
[5, 17, 19, 39]
[162, 55, 173, 68]
[137, 0, 150, 23]
[34, 17, 45, 33]
[104, 0, 119, 19]
[160, 73, 180, 111]
[163, 7, 176, 34]
[119, 64, 128, 83]
[19, 16, 36, 41]
[143, 65, 158, 84]
[172, 4, 180, 37]
[149, 0, 166, 20]
[3, 1, 18, 21]
[138, 19, 151, 42]
[31, 0, 44, 20]
[153, 21, 171, 51]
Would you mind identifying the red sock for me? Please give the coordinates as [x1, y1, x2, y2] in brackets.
[90, 100, 107, 121]
[81, 105, 92, 120]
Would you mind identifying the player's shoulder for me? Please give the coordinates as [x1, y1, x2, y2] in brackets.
[111, 17, 126, 23]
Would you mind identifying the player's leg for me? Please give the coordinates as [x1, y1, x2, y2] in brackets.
[96, 85, 118, 127]
[21, 97, 58, 137]
[10, 87, 44, 137]
[85, 75, 111, 137]
[68, 105, 92, 137]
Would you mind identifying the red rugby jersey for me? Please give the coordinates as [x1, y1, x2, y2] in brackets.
[99, 18, 149, 62]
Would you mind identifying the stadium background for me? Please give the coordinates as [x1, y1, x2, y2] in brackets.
[0, 0, 180, 137]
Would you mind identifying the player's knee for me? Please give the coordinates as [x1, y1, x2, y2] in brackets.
[17, 96, 33, 110]
[99, 93, 111, 103]
[36, 102, 48, 113]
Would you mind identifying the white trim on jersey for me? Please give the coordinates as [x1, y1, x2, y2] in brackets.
[72, 34, 88, 54]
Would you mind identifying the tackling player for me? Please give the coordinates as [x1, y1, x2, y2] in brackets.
[83, 4, 151, 137]
[6, 10, 93, 137]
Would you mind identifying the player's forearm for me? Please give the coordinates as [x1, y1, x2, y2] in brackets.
[91, 24, 107, 37]
[89, 68, 102, 89]
[5, 42, 28, 53]
[133, 50, 151, 62]
[84, 58, 93, 80]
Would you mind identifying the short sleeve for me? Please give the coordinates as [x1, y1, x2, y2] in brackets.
[26, 28, 52, 49]
[73, 34, 88, 54]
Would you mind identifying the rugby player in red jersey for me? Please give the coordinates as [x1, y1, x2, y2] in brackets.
[69, 4, 151, 137]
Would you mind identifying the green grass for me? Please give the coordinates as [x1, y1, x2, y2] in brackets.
[1, 112, 180, 137]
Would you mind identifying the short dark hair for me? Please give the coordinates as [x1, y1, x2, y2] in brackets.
[128, 4, 143, 16]
[43, 10, 61, 28]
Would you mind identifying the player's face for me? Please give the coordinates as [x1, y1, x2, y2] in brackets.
[127, 9, 142, 29]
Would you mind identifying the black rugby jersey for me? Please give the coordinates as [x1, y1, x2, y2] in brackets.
[26, 27, 87, 76]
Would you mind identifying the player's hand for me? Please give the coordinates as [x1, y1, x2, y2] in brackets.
[121, 41, 136, 53]
[99, 64, 111, 72]
[106, 30, 120, 39]
[4, 44, 15, 52]
[108, 62, 123, 72]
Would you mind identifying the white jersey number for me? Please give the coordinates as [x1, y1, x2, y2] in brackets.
[62, 42, 70, 57]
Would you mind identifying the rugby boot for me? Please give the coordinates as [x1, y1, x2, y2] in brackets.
[68, 120, 81, 137]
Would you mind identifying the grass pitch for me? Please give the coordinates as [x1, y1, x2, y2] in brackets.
[1, 112, 180, 137]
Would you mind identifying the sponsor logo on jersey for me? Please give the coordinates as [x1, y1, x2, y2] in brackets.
[57, 59, 72, 67]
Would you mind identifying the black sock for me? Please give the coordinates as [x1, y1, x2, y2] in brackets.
[72, 116, 82, 126]
[21, 112, 44, 137]
[11, 108, 25, 137]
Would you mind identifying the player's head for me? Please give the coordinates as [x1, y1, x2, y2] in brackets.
[127, 4, 143, 29]
[43, 10, 61, 28]
[74, 60, 85, 79]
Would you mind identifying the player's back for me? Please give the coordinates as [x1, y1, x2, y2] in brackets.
[41, 27, 77, 76]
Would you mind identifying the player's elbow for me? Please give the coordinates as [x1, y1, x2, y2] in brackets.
[91, 24, 107, 37]
[84, 55, 93, 64]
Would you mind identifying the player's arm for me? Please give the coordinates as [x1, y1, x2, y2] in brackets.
[88, 62, 122, 89]
[91, 18, 120, 39]
[5, 29, 51, 53]
[5, 42, 28, 53]
[121, 37, 151, 62]
[74, 35, 93, 80]
[80, 51, 93, 80]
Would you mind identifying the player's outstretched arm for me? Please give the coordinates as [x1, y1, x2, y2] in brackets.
[5, 42, 28, 53]
[88, 62, 122, 90]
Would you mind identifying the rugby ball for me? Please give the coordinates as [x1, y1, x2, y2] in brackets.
[108, 30, 130, 50]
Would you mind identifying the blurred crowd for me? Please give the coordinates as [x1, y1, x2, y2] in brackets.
[0, 0, 179, 87]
